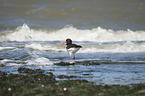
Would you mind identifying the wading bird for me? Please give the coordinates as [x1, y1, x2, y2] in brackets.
[60, 39, 82, 60]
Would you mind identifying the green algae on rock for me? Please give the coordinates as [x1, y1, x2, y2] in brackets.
[75, 60, 101, 66]
[82, 61, 100, 66]
[18, 67, 45, 74]
[0, 64, 5, 67]
[54, 62, 75, 66]
[57, 75, 78, 79]
[0, 69, 145, 96]
[0, 71, 7, 77]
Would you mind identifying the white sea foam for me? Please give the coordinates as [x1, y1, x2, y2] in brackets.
[0, 59, 13, 64]
[0, 59, 22, 66]
[25, 43, 48, 50]
[0, 24, 145, 42]
[1, 24, 144, 53]
[26, 51, 53, 66]
[25, 43, 65, 52]
[27, 57, 53, 66]
[81, 42, 145, 53]
[24, 41, 145, 53]
[113, 41, 144, 53]
[0, 47, 15, 50]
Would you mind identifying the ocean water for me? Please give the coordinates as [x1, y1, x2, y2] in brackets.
[0, 0, 145, 85]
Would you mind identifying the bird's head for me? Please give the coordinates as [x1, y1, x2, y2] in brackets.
[60, 38, 72, 46]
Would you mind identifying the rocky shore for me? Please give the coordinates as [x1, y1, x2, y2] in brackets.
[0, 67, 145, 96]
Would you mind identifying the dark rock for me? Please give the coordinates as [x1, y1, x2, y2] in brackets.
[48, 69, 55, 71]
[18, 67, 45, 74]
[57, 75, 78, 79]
[83, 61, 100, 66]
[0, 71, 7, 77]
[0, 64, 4, 67]
[0, 70, 145, 96]
[54, 62, 75, 66]
[75, 60, 101, 66]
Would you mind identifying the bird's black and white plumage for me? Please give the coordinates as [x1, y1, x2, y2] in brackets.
[60, 39, 82, 60]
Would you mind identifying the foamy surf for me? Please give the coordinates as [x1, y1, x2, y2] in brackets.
[0, 24, 145, 42]
[25, 43, 65, 52]
[26, 57, 53, 66]
[25, 51, 53, 66]
[0, 47, 15, 50]
[24, 41, 145, 53]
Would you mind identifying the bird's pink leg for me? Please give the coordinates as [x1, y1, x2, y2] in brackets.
[70, 55, 72, 60]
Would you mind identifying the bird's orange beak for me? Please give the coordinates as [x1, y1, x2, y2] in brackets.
[60, 41, 66, 46]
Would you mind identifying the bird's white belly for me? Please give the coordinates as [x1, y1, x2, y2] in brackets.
[66, 48, 80, 55]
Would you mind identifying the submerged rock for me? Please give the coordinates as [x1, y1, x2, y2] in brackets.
[0, 64, 4, 67]
[54, 62, 75, 66]
[54, 60, 100, 66]
[82, 61, 100, 66]
[74, 60, 101, 66]
[83, 62, 100, 66]
[57, 75, 78, 79]
[18, 67, 45, 74]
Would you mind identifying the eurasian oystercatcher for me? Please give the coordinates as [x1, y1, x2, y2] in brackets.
[60, 39, 82, 60]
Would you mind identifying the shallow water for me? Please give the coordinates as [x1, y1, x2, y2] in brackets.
[0, 0, 145, 85]
[0, 27, 145, 85]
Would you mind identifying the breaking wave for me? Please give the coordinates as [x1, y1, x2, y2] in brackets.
[0, 24, 145, 42]
[25, 41, 145, 53]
